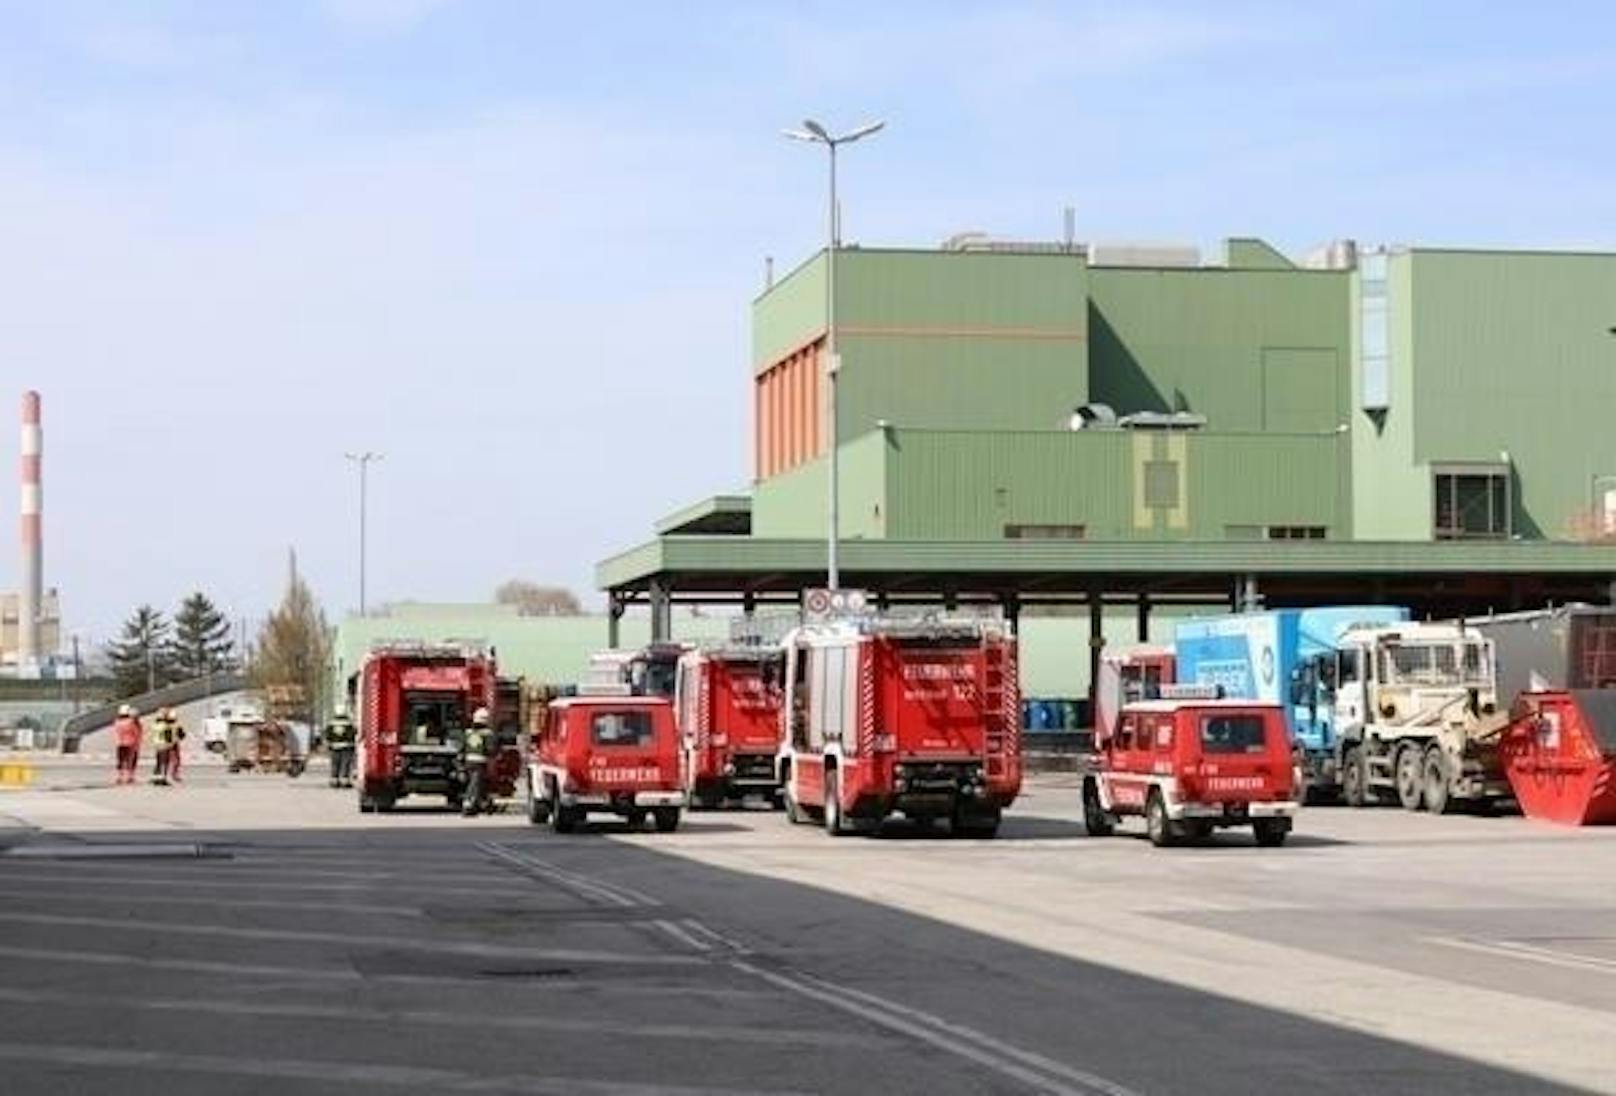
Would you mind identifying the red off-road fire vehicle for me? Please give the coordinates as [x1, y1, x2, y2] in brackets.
[1083, 691, 1298, 847]
[675, 646, 785, 808]
[355, 642, 506, 813]
[525, 691, 684, 833]
[776, 617, 1020, 838]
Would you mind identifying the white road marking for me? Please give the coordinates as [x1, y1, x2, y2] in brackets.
[0, 910, 699, 967]
[1426, 935, 1616, 976]
[650, 919, 711, 952]
[0, 888, 423, 918]
[478, 842, 662, 909]
[731, 960, 1140, 1096]
[0, 1041, 811, 1095]
[679, 919, 751, 955]
[0, 869, 534, 897]
[0, 986, 888, 1049]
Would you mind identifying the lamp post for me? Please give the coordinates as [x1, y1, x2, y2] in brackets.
[344, 452, 382, 615]
[783, 118, 885, 590]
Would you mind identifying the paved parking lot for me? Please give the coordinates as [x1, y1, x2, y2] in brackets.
[0, 758, 1612, 1094]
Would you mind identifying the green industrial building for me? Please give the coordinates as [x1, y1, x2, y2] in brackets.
[600, 237, 1616, 692]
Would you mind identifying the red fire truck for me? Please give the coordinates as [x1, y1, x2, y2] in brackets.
[776, 617, 1020, 838]
[675, 646, 785, 808]
[354, 642, 501, 813]
[1083, 690, 1297, 847]
[1094, 645, 1176, 742]
[525, 690, 684, 833]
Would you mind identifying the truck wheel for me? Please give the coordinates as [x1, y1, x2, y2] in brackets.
[823, 772, 850, 837]
[1146, 791, 1176, 848]
[358, 793, 375, 814]
[653, 808, 680, 833]
[1082, 780, 1115, 837]
[1423, 748, 1452, 815]
[1395, 744, 1426, 811]
[1253, 819, 1289, 847]
[783, 771, 809, 825]
[953, 805, 1002, 839]
[626, 809, 648, 832]
[1341, 747, 1368, 808]
[374, 787, 396, 814]
[524, 778, 548, 825]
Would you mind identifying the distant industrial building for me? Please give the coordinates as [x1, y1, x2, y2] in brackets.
[599, 236, 1616, 688]
[0, 589, 60, 671]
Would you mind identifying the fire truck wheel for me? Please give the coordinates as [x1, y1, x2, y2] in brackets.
[1146, 791, 1176, 848]
[653, 808, 680, 833]
[1253, 819, 1289, 847]
[1423, 748, 1452, 815]
[1082, 780, 1114, 837]
[358, 794, 375, 814]
[373, 787, 396, 814]
[823, 772, 850, 837]
[1341, 747, 1368, 808]
[525, 778, 548, 825]
[626, 809, 648, 832]
[783, 772, 809, 825]
[1395, 744, 1426, 811]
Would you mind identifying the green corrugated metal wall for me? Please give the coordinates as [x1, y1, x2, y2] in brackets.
[1349, 253, 1428, 539]
[752, 253, 827, 371]
[1087, 267, 1350, 434]
[881, 428, 1340, 540]
[1409, 250, 1616, 539]
[750, 430, 888, 539]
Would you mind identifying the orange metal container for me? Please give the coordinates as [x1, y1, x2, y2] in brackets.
[1501, 691, 1616, 825]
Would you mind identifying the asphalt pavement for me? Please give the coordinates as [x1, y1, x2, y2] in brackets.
[0, 756, 1610, 1095]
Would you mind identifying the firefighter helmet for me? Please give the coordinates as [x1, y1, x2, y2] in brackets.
[472, 707, 490, 725]
[118, 704, 135, 717]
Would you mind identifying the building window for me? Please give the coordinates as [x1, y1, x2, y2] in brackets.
[1004, 524, 1086, 540]
[1433, 465, 1510, 540]
[1266, 526, 1327, 540]
[1143, 460, 1180, 508]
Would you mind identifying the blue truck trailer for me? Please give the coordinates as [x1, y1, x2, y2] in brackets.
[1173, 606, 1410, 798]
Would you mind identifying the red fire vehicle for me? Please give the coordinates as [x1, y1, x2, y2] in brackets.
[587, 643, 688, 698]
[525, 690, 684, 833]
[776, 617, 1020, 838]
[675, 646, 785, 808]
[354, 642, 498, 813]
[1094, 645, 1176, 742]
[1083, 691, 1297, 847]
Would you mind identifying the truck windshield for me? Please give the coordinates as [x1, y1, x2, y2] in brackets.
[1200, 715, 1268, 754]
[1378, 641, 1491, 687]
[592, 710, 655, 747]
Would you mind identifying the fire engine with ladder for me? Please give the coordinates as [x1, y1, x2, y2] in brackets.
[774, 591, 1021, 838]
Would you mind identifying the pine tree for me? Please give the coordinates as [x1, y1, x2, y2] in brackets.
[171, 592, 237, 679]
[106, 605, 176, 698]
[252, 560, 331, 723]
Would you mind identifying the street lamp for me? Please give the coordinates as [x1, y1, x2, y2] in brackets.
[783, 117, 885, 590]
[344, 452, 382, 615]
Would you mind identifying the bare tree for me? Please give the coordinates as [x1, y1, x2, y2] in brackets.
[494, 580, 582, 616]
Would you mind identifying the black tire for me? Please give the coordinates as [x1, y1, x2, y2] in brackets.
[1146, 791, 1176, 848]
[625, 809, 648, 832]
[823, 771, 849, 837]
[548, 780, 577, 834]
[374, 787, 396, 814]
[1341, 747, 1368, 808]
[1253, 819, 1289, 847]
[524, 778, 547, 825]
[653, 808, 680, 833]
[783, 768, 809, 825]
[358, 794, 375, 814]
[1395, 744, 1426, 811]
[1082, 780, 1115, 837]
[1423, 747, 1452, 815]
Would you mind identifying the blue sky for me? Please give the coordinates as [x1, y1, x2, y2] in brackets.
[3, 1, 1615, 643]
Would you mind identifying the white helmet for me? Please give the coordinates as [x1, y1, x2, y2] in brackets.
[472, 707, 490, 725]
[332, 705, 349, 719]
[118, 704, 135, 717]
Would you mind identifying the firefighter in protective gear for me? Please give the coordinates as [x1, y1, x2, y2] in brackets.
[460, 707, 494, 817]
[325, 707, 357, 789]
[112, 705, 142, 785]
[151, 708, 181, 786]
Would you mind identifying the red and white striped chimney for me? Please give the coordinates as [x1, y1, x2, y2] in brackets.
[18, 391, 42, 671]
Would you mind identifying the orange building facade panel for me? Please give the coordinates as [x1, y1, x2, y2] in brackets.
[753, 338, 826, 480]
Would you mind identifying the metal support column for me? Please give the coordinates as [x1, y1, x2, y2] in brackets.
[742, 592, 756, 619]
[1237, 574, 1261, 612]
[649, 580, 672, 644]
[1136, 593, 1151, 642]
[1002, 593, 1021, 636]
[607, 592, 625, 649]
[1088, 587, 1105, 719]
